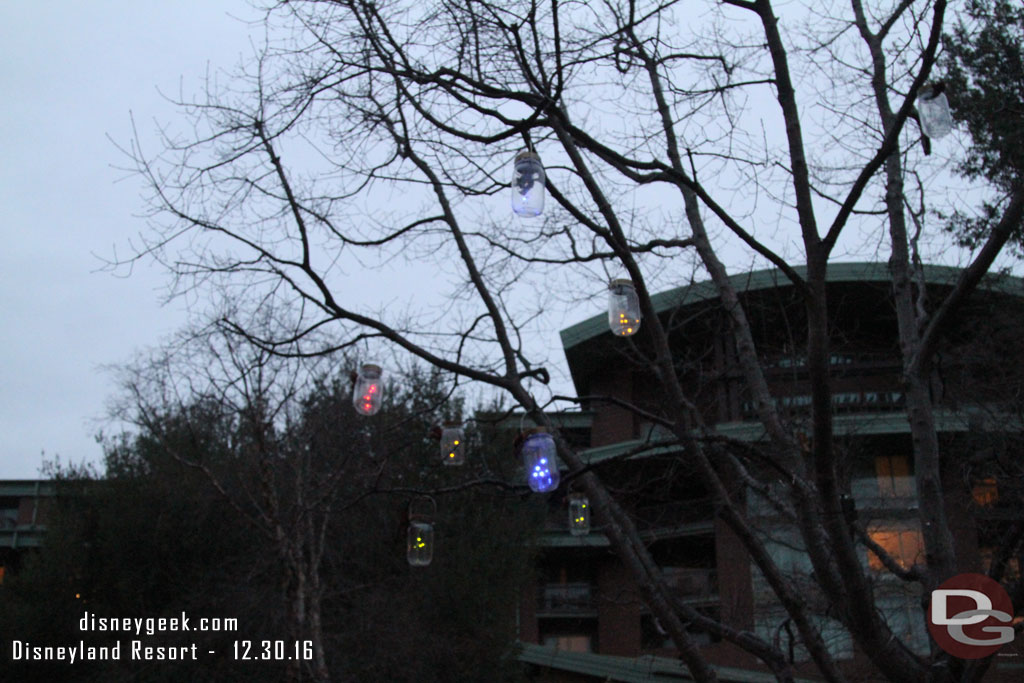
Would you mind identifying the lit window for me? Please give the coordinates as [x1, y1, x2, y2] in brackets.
[875, 455, 913, 498]
[979, 547, 1020, 580]
[972, 477, 998, 506]
[867, 525, 924, 571]
[542, 635, 592, 653]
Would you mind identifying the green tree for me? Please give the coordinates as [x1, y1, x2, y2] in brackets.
[0, 446, 259, 682]
[942, 0, 1024, 251]
[1, 329, 537, 682]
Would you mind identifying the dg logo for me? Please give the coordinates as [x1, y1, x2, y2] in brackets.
[928, 573, 1015, 659]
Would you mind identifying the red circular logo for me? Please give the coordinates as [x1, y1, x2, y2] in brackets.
[927, 573, 1015, 659]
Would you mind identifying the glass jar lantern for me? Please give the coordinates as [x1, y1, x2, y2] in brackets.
[407, 497, 436, 567]
[521, 431, 559, 493]
[352, 363, 383, 416]
[511, 151, 545, 217]
[608, 279, 641, 336]
[568, 492, 591, 536]
[918, 84, 952, 139]
[440, 421, 466, 466]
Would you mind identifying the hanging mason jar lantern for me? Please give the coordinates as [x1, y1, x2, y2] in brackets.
[352, 363, 383, 416]
[511, 150, 546, 217]
[608, 279, 641, 336]
[407, 496, 436, 567]
[521, 430, 559, 493]
[568, 492, 590, 536]
[917, 83, 952, 140]
[440, 421, 466, 466]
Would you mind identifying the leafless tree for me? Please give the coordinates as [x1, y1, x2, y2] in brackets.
[104, 317, 537, 681]
[117, 1, 1024, 681]
[112, 324, 344, 681]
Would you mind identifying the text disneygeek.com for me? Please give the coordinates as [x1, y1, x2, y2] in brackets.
[9, 611, 315, 663]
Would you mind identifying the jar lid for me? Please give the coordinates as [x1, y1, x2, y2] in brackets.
[920, 82, 944, 100]
[609, 278, 635, 289]
[514, 150, 542, 163]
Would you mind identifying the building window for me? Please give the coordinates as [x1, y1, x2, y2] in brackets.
[867, 524, 924, 571]
[979, 547, 1021, 580]
[641, 610, 719, 650]
[972, 477, 999, 507]
[754, 610, 853, 661]
[538, 583, 595, 616]
[539, 618, 596, 653]
[875, 455, 913, 498]
[542, 635, 593, 653]
[0, 496, 20, 528]
[641, 615, 674, 650]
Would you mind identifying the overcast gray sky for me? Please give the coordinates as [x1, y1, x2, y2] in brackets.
[1, 2, 258, 478]
[1, 2, 1009, 481]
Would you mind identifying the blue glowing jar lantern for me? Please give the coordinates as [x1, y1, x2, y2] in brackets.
[511, 151, 545, 217]
[440, 421, 465, 466]
[568, 492, 590, 536]
[608, 279, 641, 337]
[407, 497, 435, 567]
[918, 84, 952, 139]
[353, 363, 383, 416]
[522, 431, 559, 493]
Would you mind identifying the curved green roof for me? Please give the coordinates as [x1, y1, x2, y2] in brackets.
[518, 641, 820, 682]
[559, 262, 1024, 351]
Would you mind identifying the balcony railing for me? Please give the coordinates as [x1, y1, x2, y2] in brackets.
[537, 582, 597, 617]
[741, 390, 904, 419]
[630, 499, 716, 533]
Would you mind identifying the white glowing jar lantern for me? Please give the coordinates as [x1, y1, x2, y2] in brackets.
[440, 422, 466, 466]
[511, 151, 545, 217]
[608, 279, 641, 336]
[352, 363, 383, 416]
[522, 431, 559, 493]
[568, 492, 590, 536]
[918, 85, 953, 139]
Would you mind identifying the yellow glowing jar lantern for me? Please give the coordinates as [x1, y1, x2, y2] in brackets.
[352, 363, 383, 416]
[568, 492, 590, 536]
[511, 151, 545, 217]
[608, 279, 641, 336]
[440, 421, 466, 466]
[407, 497, 436, 567]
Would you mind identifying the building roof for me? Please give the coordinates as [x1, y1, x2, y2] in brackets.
[0, 479, 53, 548]
[0, 480, 55, 497]
[519, 642, 819, 682]
[574, 408, 996, 467]
[559, 262, 1024, 352]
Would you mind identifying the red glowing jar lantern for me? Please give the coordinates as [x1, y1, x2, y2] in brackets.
[353, 363, 383, 416]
